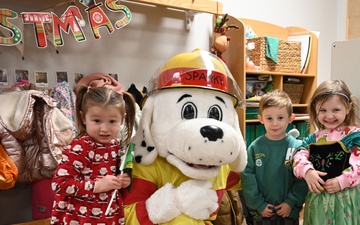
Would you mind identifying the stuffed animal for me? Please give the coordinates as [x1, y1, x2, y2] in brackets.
[122, 49, 247, 225]
[211, 14, 239, 61]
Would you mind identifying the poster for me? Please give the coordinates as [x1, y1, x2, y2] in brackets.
[74, 73, 85, 85]
[108, 73, 118, 81]
[34, 71, 48, 87]
[56, 71, 68, 83]
[15, 69, 29, 83]
[0, 69, 9, 86]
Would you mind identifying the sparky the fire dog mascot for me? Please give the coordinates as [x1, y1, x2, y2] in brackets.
[122, 49, 247, 225]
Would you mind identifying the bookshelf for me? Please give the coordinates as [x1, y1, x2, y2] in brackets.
[221, 16, 318, 145]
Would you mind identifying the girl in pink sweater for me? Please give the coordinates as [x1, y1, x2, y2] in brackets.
[293, 80, 360, 225]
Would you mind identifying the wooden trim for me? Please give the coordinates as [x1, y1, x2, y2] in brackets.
[239, 18, 289, 39]
[12, 218, 50, 225]
[0, 87, 53, 95]
[131, 0, 222, 14]
[347, 0, 360, 39]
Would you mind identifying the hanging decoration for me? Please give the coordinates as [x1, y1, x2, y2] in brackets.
[105, 0, 132, 29]
[0, 9, 22, 46]
[51, 6, 86, 46]
[11, 17, 25, 59]
[79, 0, 114, 39]
[43, 8, 59, 53]
[0, 0, 132, 48]
[21, 12, 53, 48]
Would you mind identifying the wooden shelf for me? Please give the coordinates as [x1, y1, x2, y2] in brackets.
[246, 70, 316, 78]
[221, 16, 318, 142]
[246, 116, 309, 124]
[131, 0, 222, 14]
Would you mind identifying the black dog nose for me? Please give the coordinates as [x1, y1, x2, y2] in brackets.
[200, 125, 223, 141]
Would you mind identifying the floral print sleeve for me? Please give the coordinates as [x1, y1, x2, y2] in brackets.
[337, 127, 360, 189]
[293, 147, 314, 179]
[293, 134, 317, 179]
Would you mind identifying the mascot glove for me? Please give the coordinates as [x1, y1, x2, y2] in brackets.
[146, 183, 181, 224]
[175, 180, 218, 220]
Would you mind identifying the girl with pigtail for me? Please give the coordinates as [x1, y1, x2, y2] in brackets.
[293, 79, 360, 225]
[51, 73, 136, 225]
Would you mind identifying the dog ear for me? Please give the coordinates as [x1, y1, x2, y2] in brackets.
[131, 96, 158, 165]
[228, 110, 247, 172]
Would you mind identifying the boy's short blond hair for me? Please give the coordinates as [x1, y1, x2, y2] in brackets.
[259, 89, 293, 116]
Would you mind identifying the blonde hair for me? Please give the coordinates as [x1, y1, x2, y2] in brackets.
[259, 89, 293, 116]
[75, 86, 136, 145]
[308, 79, 359, 130]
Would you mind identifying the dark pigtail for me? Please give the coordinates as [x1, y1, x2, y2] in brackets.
[121, 91, 136, 145]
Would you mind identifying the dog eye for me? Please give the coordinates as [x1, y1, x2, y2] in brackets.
[181, 102, 197, 120]
[208, 105, 222, 121]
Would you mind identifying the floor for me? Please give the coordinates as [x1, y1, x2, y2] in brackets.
[13, 218, 50, 225]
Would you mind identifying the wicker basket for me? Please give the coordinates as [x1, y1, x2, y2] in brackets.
[283, 83, 304, 104]
[247, 37, 302, 73]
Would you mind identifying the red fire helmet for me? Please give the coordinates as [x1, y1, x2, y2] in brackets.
[144, 49, 244, 108]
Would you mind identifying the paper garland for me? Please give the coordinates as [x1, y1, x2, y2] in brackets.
[0, 0, 132, 50]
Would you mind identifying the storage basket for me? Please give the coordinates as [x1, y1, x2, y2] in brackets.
[247, 37, 302, 73]
[283, 83, 304, 104]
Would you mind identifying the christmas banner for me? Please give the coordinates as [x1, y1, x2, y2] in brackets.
[0, 0, 132, 48]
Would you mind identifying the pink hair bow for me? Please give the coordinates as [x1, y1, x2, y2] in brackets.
[77, 72, 124, 95]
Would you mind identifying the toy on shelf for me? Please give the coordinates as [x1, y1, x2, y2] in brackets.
[211, 14, 239, 62]
[245, 25, 257, 70]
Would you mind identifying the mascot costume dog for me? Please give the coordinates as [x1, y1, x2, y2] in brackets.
[122, 49, 247, 225]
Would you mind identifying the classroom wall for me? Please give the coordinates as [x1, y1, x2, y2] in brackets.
[0, 0, 348, 223]
[0, 1, 213, 90]
[0, 0, 347, 90]
[223, 0, 346, 85]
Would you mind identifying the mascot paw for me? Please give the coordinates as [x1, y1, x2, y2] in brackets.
[146, 183, 180, 224]
[175, 180, 218, 220]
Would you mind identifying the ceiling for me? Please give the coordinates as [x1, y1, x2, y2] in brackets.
[1, 0, 69, 12]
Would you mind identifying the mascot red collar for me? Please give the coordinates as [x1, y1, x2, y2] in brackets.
[123, 49, 247, 224]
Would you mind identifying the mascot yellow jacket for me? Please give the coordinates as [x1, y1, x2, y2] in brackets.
[122, 49, 247, 225]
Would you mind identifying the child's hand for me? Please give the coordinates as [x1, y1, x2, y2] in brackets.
[261, 204, 276, 217]
[323, 178, 341, 194]
[94, 175, 122, 193]
[304, 169, 326, 193]
[119, 173, 131, 188]
[275, 202, 291, 217]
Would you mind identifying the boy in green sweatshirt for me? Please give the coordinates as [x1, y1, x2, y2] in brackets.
[241, 89, 308, 225]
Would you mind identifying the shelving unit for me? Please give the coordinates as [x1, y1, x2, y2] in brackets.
[131, 0, 222, 14]
[221, 16, 318, 143]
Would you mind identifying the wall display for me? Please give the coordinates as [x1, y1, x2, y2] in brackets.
[74, 73, 85, 85]
[14, 69, 29, 83]
[0, 0, 132, 48]
[108, 73, 118, 81]
[0, 69, 8, 86]
[56, 71, 68, 83]
[221, 16, 318, 142]
[34, 71, 49, 87]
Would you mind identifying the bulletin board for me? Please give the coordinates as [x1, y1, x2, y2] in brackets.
[331, 38, 360, 101]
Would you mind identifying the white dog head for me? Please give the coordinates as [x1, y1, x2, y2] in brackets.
[131, 49, 247, 180]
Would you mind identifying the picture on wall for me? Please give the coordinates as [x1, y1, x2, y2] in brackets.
[34, 71, 49, 87]
[108, 73, 118, 81]
[15, 69, 29, 83]
[74, 73, 84, 85]
[0, 69, 8, 86]
[56, 71, 68, 83]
